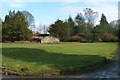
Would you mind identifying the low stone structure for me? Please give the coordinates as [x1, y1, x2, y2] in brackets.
[41, 36, 60, 43]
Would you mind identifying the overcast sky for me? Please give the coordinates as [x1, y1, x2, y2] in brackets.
[0, 0, 119, 28]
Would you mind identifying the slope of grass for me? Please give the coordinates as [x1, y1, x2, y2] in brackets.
[2, 42, 118, 77]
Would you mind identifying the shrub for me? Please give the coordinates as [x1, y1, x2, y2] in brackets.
[101, 33, 118, 42]
[69, 35, 83, 42]
[30, 37, 41, 42]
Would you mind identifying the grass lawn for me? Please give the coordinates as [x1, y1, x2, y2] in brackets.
[2, 42, 118, 77]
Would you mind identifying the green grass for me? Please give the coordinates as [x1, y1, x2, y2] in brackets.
[2, 42, 118, 77]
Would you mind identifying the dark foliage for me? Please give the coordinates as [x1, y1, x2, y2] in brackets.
[2, 11, 32, 42]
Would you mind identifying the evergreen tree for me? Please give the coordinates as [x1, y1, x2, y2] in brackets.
[100, 14, 109, 25]
[95, 14, 118, 41]
[96, 14, 113, 33]
[0, 18, 2, 31]
[48, 19, 70, 41]
[2, 15, 11, 41]
[2, 11, 32, 42]
[75, 13, 86, 35]
[118, 19, 120, 42]
[68, 16, 75, 36]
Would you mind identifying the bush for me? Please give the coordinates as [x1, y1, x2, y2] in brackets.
[101, 33, 118, 42]
[30, 37, 41, 42]
[69, 35, 83, 42]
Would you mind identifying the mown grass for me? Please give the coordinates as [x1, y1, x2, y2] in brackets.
[2, 42, 118, 77]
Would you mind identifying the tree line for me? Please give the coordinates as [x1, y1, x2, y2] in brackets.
[1, 8, 119, 42]
[48, 8, 118, 42]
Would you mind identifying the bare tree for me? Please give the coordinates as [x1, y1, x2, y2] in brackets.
[37, 24, 43, 34]
[22, 11, 35, 31]
[83, 8, 98, 41]
[84, 8, 98, 26]
[37, 24, 48, 34]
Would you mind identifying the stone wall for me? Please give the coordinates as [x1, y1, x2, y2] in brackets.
[41, 36, 59, 43]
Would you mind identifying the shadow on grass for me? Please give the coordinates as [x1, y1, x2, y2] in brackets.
[2, 48, 106, 76]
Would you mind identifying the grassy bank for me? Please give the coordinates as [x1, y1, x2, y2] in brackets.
[2, 42, 118, 77]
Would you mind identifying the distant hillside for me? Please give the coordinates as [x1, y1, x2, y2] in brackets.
[110, 20, 118, 26]
[109, 19, 120, 27]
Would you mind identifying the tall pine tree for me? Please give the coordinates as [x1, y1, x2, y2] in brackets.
[68, 16, 75, 36]
[75, 13, 86, 35]
[95, 14, 118, 41]
[2, 11, 32, 42]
